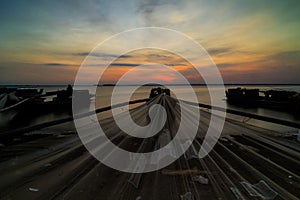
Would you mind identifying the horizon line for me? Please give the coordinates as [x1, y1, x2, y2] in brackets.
[1, 83, 300, 86]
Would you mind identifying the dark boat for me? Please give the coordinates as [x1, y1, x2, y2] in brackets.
[0, 85, 93, 113]
[0, 88, 44, 112]
[226, 87, 300, 112]
[149, 87, 170, 98]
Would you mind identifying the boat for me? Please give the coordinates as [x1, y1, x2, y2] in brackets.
[149, 87, 170, 98]
[226, 87, 300, 112]
[0, 85, 93, 113]
[0, 88, 43, 110]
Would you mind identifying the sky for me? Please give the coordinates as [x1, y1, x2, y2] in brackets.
[0, 0, 300, 84]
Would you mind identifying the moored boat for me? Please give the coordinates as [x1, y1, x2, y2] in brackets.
[226, 87, 300, 112]
[0, 85, 93, 113]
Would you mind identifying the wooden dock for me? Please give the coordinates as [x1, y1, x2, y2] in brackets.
[0, 95, 299, 200]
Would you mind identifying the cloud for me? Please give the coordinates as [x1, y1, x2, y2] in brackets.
[110, 63, 139, 67]
[216, 62, 235, 68]
[110, 62, 186, 67]
[0, 62, 77, 84]
[1, 1, 300, 84]
[207, 47, 234, 57]
[44, 63, 71, 67]
[74, 52, 132, 58]
[268, 50, 300, 61]
[147, 53, 172, 58]
[138, 1, 167, 22]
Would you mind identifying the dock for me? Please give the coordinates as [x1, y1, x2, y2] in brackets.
[0, 94, 299, 200]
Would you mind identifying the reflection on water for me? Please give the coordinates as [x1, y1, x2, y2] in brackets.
[0, 85, 299, 133]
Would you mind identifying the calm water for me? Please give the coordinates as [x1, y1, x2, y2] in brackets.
[1, 85, 299, 133]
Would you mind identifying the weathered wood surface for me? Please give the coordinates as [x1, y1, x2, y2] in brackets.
[0, 95, 299, 200]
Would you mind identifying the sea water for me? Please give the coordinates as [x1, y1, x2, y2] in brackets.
[0, 85, 299, 134]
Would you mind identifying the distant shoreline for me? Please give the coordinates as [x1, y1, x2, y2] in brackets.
[1, 83, 300, 87]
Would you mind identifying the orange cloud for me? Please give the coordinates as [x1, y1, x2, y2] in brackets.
[152, 74, 176, 82]
[171, 65, 192, 71]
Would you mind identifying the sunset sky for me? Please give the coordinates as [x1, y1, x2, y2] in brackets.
[0, 0, 300, 84]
